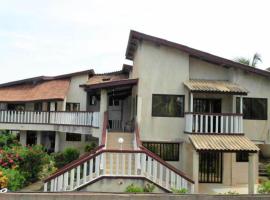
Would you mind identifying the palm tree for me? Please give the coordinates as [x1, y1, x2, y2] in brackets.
[234, 53, 262, 67]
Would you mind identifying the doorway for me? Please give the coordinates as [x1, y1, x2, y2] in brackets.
[193, 98, 222, 113]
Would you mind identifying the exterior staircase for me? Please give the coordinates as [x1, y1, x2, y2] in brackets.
[43, 112, 194, 193]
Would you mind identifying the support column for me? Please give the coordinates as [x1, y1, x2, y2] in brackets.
[36, 131, 42, 145]
[20, 131, 27, 146]
[190, 93, 193, 112]
[54, 132, 60, 152]
[192, 150, 199, 193]
[248, 153, 256, 194]
[99, 89, 108, 143]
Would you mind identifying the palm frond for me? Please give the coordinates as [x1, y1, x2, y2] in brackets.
[234, 57, 250, 66]
[251, 52, 262, 67]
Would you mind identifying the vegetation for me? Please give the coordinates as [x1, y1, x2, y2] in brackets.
[171, 187, 188, 194]
[125, 184, 144, 193]
[52, 147, 80, 168]
[84, 142, 97, 152]
[125, 183, 156, 193]
[234, 53, 262, 67]
[218, 190, 239, 195]
[258, 180, 270, 194]
[0, 131, 56, 191]
[266, 164, 270, 178]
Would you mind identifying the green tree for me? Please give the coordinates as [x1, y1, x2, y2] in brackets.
[234, 53, 262, 67]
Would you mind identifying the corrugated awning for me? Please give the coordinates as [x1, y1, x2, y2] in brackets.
[0, 79, 70, 102]
[189, 134, 259, 152]
[184, 80, 248, 95]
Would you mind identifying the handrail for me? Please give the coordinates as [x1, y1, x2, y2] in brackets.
[185, 112, 243, 116]
[44, 111, 108, 183]
[134, 122, 194, 184]
[0, 109, 96, 113]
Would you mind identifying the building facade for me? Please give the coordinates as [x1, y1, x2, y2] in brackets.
[1, 30, 269, 194]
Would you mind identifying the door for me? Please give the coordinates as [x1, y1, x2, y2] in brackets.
[26, 131, 37, 146]
[199, 152, 223, 183]
[108, 96, 122, 130]
[193, 99, 222, 133]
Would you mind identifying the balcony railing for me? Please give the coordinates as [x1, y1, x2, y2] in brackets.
[185, 112, 243, 134]
[0, 110, 100, 127]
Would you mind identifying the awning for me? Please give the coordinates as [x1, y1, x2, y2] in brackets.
[0, 79, 70, 102]
[189, 134, 259, 152]
[184, 80, 248, 95]
[82, 79, 138, 90]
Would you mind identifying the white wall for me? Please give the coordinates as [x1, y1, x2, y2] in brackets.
[66, 74, 89, 111]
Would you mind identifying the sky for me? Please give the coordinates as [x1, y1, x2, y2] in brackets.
[0, 0, 269, 83]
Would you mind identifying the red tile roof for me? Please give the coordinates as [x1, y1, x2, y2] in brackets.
[0, 79, 70, 102]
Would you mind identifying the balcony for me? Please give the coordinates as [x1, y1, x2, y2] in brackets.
[185, 112, 243, 134]
[0, 110, 99, 128]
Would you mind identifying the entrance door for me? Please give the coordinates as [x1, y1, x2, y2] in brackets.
[199, 152, 223, 183]
[108, 96, 122, 131]
[193, 98, 221, 113]
[26, 131, 37, 146]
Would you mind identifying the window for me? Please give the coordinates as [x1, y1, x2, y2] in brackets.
[152, 94, 184, 117]
[109, 97, 120, 106]
[7, 104, 25, 111]
[237, 97, 267, 120]
[142, 142, 180, 161]
[89, 95, 97, 105]
[66, 133, 81, 141]
[66, 103, 80, 111]
[34, 102, 42, 111]
[236, 152, 249, 162]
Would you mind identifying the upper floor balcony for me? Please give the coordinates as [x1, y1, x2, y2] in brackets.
[184, 80, 248, 135]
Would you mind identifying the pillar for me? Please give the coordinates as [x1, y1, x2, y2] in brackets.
[36, 131, 42, 145]
[190, 93, 193, 112]
[248, 153, 256, 194]
[20, 131, 27, 146]
[99, 89, 108, 143]
[54, 132, 60, 152]
[192, 150, 199, 193]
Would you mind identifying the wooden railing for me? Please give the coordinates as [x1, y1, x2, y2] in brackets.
[0, 110, 99, 127]
[185, 112, 243, 134]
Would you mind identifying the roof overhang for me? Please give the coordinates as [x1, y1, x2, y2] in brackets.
[125, 30, 270, 79]
[189, 134, 259, 153]
[81, 79, 138, 91]
[184, 80, 249, 95]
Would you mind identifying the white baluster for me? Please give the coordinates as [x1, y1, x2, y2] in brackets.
[159, 164, 163, 186]
[63, 172, 68, 191]
[171, 171, 175, 188]
[89, 159, 93, 180]
[109, 153, 113, 175]
[210, 115, 213, 133]
[116, 153, 119, 175]
[95, 155, 100, 177]
[200, 115, 203, 133]
[220, 116, 224, 133]
[225, 116, 229, 133]
[83, 162, 87, 184]
[205, 115, 208, 133]
[58, 174, 63, 191]
[44, 182, 48, 192]
[153, 160, 157, 182]
[165, 168, 169, 189]
[195, 115, 198, 132]
[76, 166, 80, 188]
[230, 115, 233, 133]
[70, 169, 75, 190]
[50, 179, 54, 192]
[122, 154, 125, 175]
[128, 153, 132, 175]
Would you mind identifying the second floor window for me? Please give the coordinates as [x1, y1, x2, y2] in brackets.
[152, 94, 184, 117]
[66, 103, 80, 111]
[237, 97, 267, 120]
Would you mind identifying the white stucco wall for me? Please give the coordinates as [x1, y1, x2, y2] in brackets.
[66, 74, 89, 111]
[132, 40, 189, 142]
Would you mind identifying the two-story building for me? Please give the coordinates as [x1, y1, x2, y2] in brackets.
[2, 30, 269, 194]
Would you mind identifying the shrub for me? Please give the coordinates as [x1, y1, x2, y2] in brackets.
[0, 131, 19, 148]
[84, 142, 97, 152]
[18, 145, 51, 183]
[143, 183, 155, 192]
[125, 184, 144, 193]
[171, 187, 188, 194]
[0, 167, 25, 191]
[53, 147, 80, 169]
[258, 180, 270, 194]
[0, 171, 8, 189]
[266, 164, 270, 178]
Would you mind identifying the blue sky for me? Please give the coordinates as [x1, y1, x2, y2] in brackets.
[0, 0, 270, 83]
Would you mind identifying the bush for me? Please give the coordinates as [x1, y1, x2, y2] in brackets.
[171, 187, 188, 194]
[0, 171, 8, 189]
[143, 183, 155, 192]
[84, 142, 97, 152]
[18, 145, 51, 183]
[0, 131, 19, 148]
[0, 167, 25, 191]
[125, 184, 144, 193]
[53, 148, 80, 169]
[266, 164, 270, 178]
[258, 180, 270, 194]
